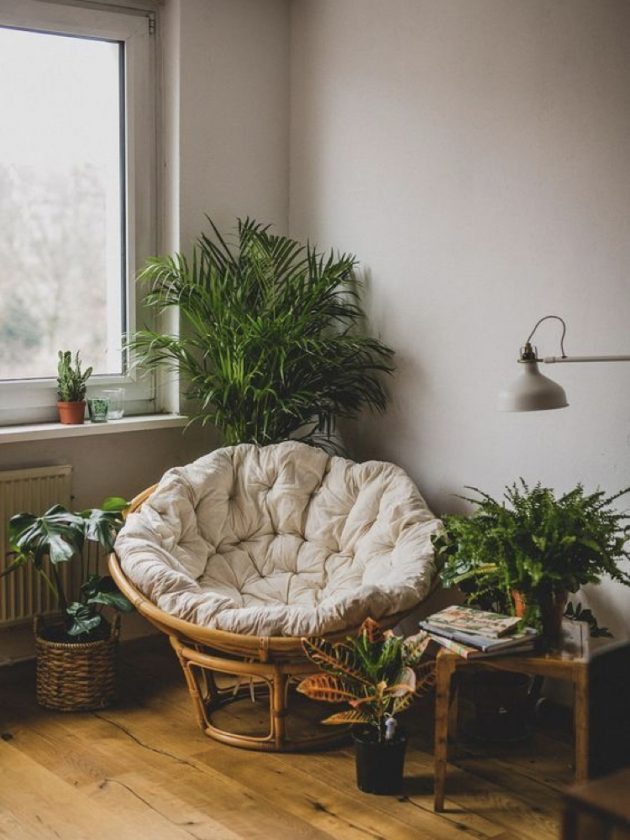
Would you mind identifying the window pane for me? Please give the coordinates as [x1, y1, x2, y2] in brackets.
[0, 26, 124, 380]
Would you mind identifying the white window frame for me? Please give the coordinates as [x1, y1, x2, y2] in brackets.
[0, 0, 159, 425]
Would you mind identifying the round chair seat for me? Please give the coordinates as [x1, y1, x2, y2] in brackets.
[115, 441, 440, 639]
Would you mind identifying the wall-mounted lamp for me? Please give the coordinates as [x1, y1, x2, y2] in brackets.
[497, 314, 630, 412]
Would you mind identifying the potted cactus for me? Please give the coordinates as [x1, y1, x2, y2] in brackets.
[297, 618, 435, 794]
[56, 350, 92, 425]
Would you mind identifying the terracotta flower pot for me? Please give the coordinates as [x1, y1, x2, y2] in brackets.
[512, 589, 527, 619]
[57, 400, 86, 425]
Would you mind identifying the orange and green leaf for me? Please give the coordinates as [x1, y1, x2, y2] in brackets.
[321, 709, 370, 726]
[359, 617, 384, 644]
[296, 673, 359, 704]
[388, 666, 416, 697]
[392, 692, 416, 715]
[301, 637, 369, 685]
[414, 660, 437, 696]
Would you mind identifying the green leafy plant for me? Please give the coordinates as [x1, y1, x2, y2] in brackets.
[57, 350, 92, 402]
[128, 218, 394, 449]
[297, 618, 435, 742]
[565, 601, 613, 638]
[433, 481, 630, 629]
[4, 497, 133, 641]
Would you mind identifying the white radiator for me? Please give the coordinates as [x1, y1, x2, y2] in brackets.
[0, 465, 73, 626]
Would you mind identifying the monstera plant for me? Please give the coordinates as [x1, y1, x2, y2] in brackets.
[5, 497, 132, 641]
[297, 618, 435, 794]
[128, 217, 394, 450]
[3, 497, 133, 711]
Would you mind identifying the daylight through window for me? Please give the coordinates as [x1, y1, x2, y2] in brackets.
[0, 26, 125, 381]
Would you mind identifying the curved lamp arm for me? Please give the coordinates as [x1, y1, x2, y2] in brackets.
[520, 314, 567, 361]
[519, 314, 630, 364]
[500, 313, 630, 412]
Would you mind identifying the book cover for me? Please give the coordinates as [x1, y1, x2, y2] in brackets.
[418, 620, 538, 652]
[423, 605, 521, 638]
[428, 633, 536, 660]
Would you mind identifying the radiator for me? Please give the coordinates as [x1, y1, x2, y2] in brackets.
[0, 465, 73, 626]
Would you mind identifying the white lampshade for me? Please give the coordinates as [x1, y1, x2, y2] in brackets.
[497, 360, 568, 412]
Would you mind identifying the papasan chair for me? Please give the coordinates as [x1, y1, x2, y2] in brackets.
[110, 441, 441, 751]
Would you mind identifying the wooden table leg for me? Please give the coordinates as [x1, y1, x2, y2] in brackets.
[574, 666, 589, 782]
[434, 653, 457, 812]
[448, 677, 459, 736]
[560, 805, 579, 840]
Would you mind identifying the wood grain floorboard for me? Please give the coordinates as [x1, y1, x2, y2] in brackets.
[0, 635, 569, 840]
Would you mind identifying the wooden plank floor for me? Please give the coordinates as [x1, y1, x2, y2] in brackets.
[0, 636, 572, 839]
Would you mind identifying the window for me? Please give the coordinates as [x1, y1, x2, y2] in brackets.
[0, 0, 157, 424]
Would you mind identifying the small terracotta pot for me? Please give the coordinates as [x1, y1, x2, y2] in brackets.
[57, 401, 86, 425]
[512, 589, 527, 618]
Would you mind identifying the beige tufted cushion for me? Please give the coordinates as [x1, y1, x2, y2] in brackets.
[115, 441, 441, 637]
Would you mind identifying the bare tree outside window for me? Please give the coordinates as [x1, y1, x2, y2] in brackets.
[0, 27, 124, 381]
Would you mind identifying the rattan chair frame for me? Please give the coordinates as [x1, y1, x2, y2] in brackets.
[109, 484, 409, 751]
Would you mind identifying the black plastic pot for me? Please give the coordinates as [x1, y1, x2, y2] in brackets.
[353, 729, 407, 795]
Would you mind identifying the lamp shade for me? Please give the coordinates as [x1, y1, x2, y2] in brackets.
[497, 360, 568, 412]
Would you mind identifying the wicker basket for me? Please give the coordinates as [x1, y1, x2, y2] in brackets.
[34, 614, 120, 712]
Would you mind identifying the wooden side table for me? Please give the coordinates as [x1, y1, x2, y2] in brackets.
[433, 622, 591, 812]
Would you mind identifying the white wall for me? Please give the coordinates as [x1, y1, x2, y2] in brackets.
[289, 0, 630, 636]
[177, 0, 290, 246]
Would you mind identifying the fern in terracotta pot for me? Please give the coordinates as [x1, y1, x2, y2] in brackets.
[433, 480, 630, 643]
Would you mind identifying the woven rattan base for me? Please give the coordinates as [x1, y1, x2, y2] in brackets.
[109, 485, 413, 751]
[34, 614, 120, 712]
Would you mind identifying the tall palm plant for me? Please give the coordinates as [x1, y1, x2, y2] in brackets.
[129, 218, 394, 447]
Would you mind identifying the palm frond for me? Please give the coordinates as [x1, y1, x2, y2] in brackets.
[128, 218, 394, 446]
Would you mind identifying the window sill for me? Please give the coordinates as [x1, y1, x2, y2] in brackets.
[0, 414, 188, 444]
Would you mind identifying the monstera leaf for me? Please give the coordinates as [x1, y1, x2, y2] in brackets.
[66, 602, 103, 637]
[81, 498, 128, 553]
[81, 575, 133, 613]
[4, 496, 131, 643]
[8, 506, 85, 568]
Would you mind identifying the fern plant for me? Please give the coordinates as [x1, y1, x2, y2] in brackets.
[297, 618, 435, 742]
[128, 218, 394, 448]
[433, 481, 630, 628]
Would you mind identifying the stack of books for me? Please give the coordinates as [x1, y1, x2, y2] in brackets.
[419, 605, 538, 659]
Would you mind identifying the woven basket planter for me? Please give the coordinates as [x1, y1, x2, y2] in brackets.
[34, 614, 120, 712]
